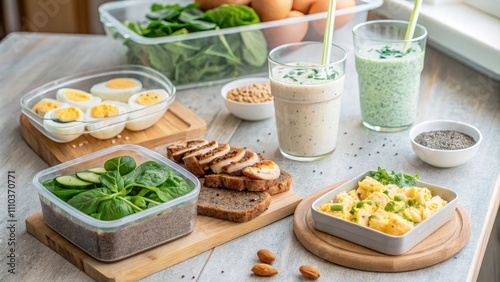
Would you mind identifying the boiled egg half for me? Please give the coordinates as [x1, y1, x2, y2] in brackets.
[43, 106, 85, 143]
[56, 88, 101, 111]
[90, 78, 143, 102]
[126, 89, 169, 131]
[32, 98, 67, 117]
[84, 101, 129, 140]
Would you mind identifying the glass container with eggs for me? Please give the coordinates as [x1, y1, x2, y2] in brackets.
[20, 65, 176, 143]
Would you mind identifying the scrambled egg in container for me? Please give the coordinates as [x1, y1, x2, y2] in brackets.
[317, 176, 447, 236]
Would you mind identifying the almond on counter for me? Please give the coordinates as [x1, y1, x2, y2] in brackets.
[257, 249, 276, 264]
[299, 265, 320, 280]
[251, 263, 278, 277]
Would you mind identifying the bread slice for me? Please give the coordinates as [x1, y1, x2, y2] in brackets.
[183, 155, 206, 178]
[203, 174, 277, 192]
[265, 171, 293, 195]
[197, 186, 272, 223]
[203, 170, 292, 195]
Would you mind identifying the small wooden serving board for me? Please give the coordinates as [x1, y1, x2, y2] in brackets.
[20, 101, 207, 166]
[26, 190, 302, 282]
[293, 181, 471, 272]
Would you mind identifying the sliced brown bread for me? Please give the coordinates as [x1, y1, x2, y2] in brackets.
[203, 170, 292, 195]
[197, 185, 272, 223]
[182, 155, 206, 178]
[266, 171, 293, 195]
[203, 174, 277, 192]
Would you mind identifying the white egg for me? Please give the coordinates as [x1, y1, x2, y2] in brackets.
[32, 98, 68, 117]
[43, 106, 85, 143]
[56, 88, 101, 111]
[84, 101, 129, 140]
[126, 89, 170, 131]
[90, 78, 143, 102]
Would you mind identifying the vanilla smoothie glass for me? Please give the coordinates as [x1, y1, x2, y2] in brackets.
[353, 20, 427, 132]
[268, 42, 347, 162]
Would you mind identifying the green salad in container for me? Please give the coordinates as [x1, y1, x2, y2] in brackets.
[43, 156, 194, 220]
[122, 3, 268, 86]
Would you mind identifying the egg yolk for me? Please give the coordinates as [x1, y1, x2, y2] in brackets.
[107, 78, 136, 89]
[33, 100, 60, 114]
[54, 107, 81, 122]
[64, 89, 92, 102]
[91, 104, 120, 118]
[136, 92, 164, 106]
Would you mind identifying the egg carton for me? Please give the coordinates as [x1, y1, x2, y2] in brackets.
[20, 65, 176, 143]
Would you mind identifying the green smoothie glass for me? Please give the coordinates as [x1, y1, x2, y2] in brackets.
[353, 20, 427, 132]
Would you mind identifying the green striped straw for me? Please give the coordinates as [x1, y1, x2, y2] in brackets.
[404, 0, 423, 52]
[321, 0, 337, 65]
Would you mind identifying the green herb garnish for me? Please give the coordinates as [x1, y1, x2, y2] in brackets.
[370, 167, 419, 188]
[371, 45, 416, 59]
[330, 204, 344, 212]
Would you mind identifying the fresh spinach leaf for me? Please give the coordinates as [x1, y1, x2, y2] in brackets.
[240, 30, 268, 66]
[100, 170, 124, 193]
[104, 156, 136, 175]
[98, 198, 135, 220]
[67, 188, 110, 215]
[53, 186, 90, 201]
[133, 161, 171, 187]
[158, 175, 193, 198]
[203, 4, 260, 28]
[146, 9, 179, 21]
[131, 196, 147, 209]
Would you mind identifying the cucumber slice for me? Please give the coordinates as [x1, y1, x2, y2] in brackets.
[88, 167, 106, 174]
[76, 171, 102, 184]
[55, 175, 94, 189]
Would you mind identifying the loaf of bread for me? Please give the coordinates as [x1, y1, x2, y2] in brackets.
[197, 185, 272, 223]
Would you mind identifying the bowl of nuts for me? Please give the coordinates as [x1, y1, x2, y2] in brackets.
[409, 120, 482, 168]
[221, 77, 274, 121]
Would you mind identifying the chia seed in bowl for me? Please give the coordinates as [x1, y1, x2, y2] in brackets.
[414, 130, 476, 150]
[409, 120, 482, 168]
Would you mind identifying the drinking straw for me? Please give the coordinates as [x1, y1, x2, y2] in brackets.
[403, 0, 423, 52]
[321, 0, 337, 65]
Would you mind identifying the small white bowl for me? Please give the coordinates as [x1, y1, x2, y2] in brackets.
[409, 120, 482, 168]
[221, 77, 274, 121]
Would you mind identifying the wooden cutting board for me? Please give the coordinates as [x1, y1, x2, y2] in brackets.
[20, 101, 206, 166]
[293, 181, 471, 272]
[26, 190, 302, 282]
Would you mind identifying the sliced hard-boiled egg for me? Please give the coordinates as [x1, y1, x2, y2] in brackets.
[56, 88, 101, 111]
[43, 106, 85, 143]
[90, 78, 143, 102]
[32, 98, 67, 117]
[126, 89, 169, 131]
[84, 101, 129, 140]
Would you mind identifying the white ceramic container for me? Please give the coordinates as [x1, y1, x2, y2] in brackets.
[311, 171, 458, 255]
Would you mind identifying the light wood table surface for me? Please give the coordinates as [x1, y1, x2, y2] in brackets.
[0, 32, 498, 282]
